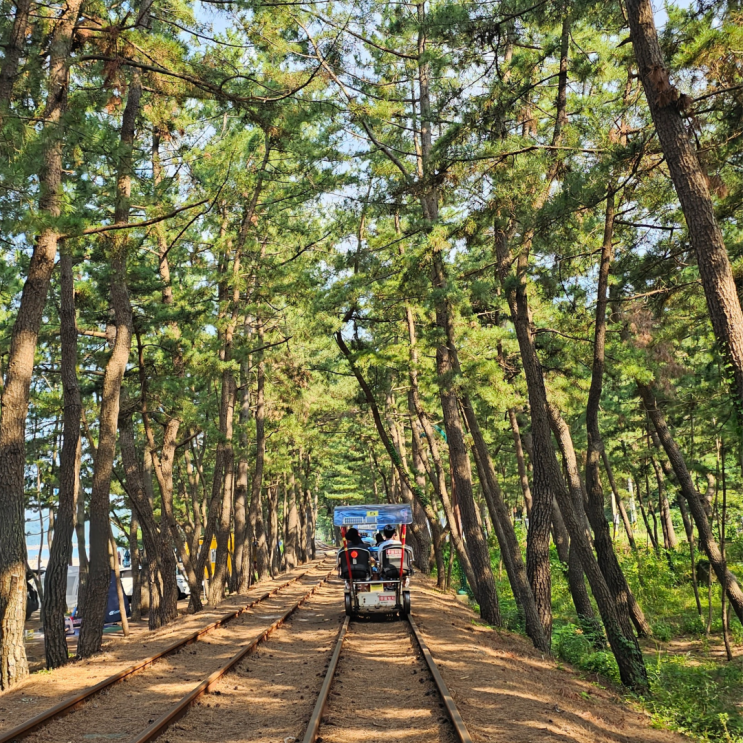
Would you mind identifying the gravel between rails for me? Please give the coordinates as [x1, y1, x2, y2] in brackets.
[15, 565, 331, 743]
[316, 617, 458, 743]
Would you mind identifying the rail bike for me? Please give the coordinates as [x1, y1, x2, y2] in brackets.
[334, 504, 414, 618]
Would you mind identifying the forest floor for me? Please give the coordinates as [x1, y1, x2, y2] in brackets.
[3, 563, 696, 743]
[413, 575, 687, 743]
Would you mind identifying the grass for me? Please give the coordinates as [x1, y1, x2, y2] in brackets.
[644, 653, 743, 742]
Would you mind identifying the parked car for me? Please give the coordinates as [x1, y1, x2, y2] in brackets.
[66, 567, 80, 612]
[26, 577, 39, 620]
[120, 568, 191, 601]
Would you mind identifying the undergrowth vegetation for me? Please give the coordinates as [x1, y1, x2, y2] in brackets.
[462, 536, 743, 742]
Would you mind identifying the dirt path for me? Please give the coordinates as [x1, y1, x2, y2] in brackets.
[411, 577, 687, 743]
[0, 559, 330, 737]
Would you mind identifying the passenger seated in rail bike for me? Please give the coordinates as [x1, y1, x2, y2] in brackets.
[378, 524, 402, 550]
[378, 538, 414, 581]
[339, 527, 365, 549]
[337, 529, 372, 581]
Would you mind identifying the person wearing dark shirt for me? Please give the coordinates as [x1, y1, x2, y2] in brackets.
[341, 527, 365, 549]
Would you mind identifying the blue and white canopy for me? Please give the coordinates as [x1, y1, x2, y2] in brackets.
[333, 503, 413, 527]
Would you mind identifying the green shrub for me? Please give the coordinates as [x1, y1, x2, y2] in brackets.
[552, 623, 620, 683]
[645, 654, 743, 742]
[653, 620, 673, 642]
[680, 614, 706, 636]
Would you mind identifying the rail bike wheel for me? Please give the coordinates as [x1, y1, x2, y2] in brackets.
[401, 590, 411, 617]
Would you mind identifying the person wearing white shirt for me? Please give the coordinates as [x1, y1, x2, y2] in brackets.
[378, 524, 402, 551]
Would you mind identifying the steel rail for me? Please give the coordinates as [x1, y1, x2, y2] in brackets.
[301, 616, 349, 743]
[0, 562, 329, 743]
[408, 615, 473, 743]
[301, 613, 473, 743]
[129, 571, 332, 743]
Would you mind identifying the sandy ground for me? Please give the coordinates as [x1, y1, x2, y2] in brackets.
[318, 616, 457, 743]
[0, 559, 329, 735]
[412, 577, 688, 743]
[6, 563, 698, 743]
[164, 580, 346, 743]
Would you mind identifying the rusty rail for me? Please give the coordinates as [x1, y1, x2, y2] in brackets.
[302, 612, 473, 743]
[301, 616, 349, 743]
[408, 615, 473, 743]
[129, 572, 332, 743]
[0, 562, 329, 743]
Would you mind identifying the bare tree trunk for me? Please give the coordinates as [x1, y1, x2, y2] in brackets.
[109, 530, 129, 636]
[496, 234, 647, 688]
[508, 409, 533, 516]
[496, 240, 553, 640]
[601, 452, 636, 549]
[44, 250, 82, 668]
[431, 313, 500, 625]
[78, 75, 141, 659]
[75, 487, 88, 610]
[411, 4, 497, 621]
[209, 391, 235, 605]
[296, 453, 308, 565]
[410, 409, 444, 577]
[462, 396, 548, 651]
[284, 471, 299, 570]
[0, 0, 32, 107]
[404, 305, 477, 594]
[638, 382, 743, 624]
[387, 394, 430, 572]
[141, 410, 192, 618]
[650, 457, 678, 550]
[635, 467, 659, 552]
[581, 193, 650, 637]
[546, 406, 605, 633]
[246, 314, 269, 582]
[118, 406, 167, 629]
[626, 0, 743, 413]
[234, 363, 250, 592]
[268, 485, 280, 576]
[0, 0, 83, 688]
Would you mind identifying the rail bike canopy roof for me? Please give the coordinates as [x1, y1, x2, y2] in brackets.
[333, 504, 413, 527]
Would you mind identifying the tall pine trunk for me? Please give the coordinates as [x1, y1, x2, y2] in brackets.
[284, 471, 299, 570]
[404, 309, 476, 590]
[119, 405, 168, 629]
[583, 194, 650, 637]
[496, 231, 647, 689]
[0, 0, 31, 107]
[233, 358, 250, 592]
[461, 396, 548, 651]
[626, 0, 743, 414]
[78, 76, 141, 657]
[44, 249, 82, 668]
[0, 0, 83, 688]
[638, 382, 743, 623]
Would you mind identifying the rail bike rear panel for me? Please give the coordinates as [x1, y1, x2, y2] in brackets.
[333, 504, 414, 617]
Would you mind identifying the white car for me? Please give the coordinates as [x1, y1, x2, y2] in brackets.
[120, 568, 190, 600]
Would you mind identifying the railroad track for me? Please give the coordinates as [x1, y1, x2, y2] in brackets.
[303, 613, 472, 743]
[6, 568, 471, 743]
[1, 562, 332, 743]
